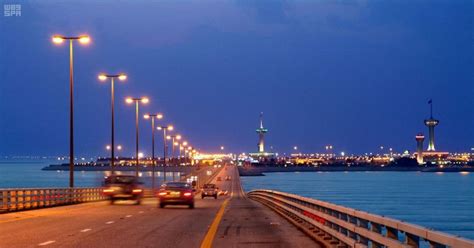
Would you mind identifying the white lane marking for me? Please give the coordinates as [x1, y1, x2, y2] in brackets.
[106, 221, 114, 224]
[126, 215, 132, 218]
[138, 211, 144, 214]
[38, 240, 56, 246]
[80, 228, 92, 233]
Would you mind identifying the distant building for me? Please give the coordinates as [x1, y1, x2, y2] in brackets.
[415, 133, 425, 164]
[424, 99, 439, 151]
[249, 112, 275, 160]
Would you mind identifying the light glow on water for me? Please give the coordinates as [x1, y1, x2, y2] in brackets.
[241, 171, 474, 240]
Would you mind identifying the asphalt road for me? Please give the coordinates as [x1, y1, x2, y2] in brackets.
[0, 166, 319, 248]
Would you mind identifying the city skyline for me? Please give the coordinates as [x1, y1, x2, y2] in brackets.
[1, 1, 473, 157]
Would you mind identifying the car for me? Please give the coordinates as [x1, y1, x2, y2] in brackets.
[201, 184, 218, 199]
[225, 176, 232, 181]
[216, 176, 222, 181]
[158, 182, 195, 209]
[102, 175, 143, 205]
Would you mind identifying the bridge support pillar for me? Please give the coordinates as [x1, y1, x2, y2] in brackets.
[386, 227, 398, 240]
[370, 223, 383, 248]
[406, 233, 419, 248]
[348, 216, 357, 240]
[357, 219, 369, 245]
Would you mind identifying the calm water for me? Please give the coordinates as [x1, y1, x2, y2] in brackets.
[241, 171, 474, 240]
[0, 159, 179, 188]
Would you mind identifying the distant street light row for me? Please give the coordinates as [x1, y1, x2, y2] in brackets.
[52, 34, 198, 188]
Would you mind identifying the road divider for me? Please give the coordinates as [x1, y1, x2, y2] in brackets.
[200, 198, 229, 248]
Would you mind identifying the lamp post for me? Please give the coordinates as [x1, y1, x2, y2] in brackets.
[180, 141, 188, 164]
[125, 97, 149, 177]
[157, 125, 173, 182]
[187, 146, 193, 165]
[144, 113, 163, 190]
[166, 134, 182, 165]
[99, 73, 127, 175]
[52, 34, 91, 188]
[167, 134, 181, 181]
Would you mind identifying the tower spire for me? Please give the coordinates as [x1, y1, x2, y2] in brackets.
[428, 99, 433, 118]
[256, 112, 268, 153]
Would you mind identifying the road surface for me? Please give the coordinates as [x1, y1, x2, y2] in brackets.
[0, 166, 319, 247]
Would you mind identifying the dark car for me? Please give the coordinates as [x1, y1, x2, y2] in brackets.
[102, 175, 143, 205]
[158, 182, 195, 209]
[201, 183, 218, 199]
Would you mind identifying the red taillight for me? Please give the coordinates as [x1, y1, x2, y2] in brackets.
[184, 192, 192, 197]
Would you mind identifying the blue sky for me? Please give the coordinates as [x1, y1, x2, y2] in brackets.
[0, 0, 472, 157]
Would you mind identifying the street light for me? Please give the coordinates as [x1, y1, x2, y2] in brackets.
[166, 134, 182, 162]
[125, 97, 149, 177]
[99, 73, 127, 175]
[144, 113, 163, 190]
[167, 134, 181, 181]
[157, 125, 173, 182]
[52, 34, 91, 188]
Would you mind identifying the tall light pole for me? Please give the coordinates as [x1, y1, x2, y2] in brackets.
[52, 34, 90, 188]
[125, 97, 149, 177]
[157, 125, 173, 182]
[144, 113, 163, 190]
[180, 141, 188, 164]
[166, 134, 182, 165]
[99, 73, 127, 175]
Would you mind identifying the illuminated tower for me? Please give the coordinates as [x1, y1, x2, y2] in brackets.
[415, 133, 425, 164]
[256, 112, 268, 153]
[424, 100, 439, 151]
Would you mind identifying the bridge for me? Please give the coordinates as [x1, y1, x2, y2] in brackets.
[1, 166, 473, 248]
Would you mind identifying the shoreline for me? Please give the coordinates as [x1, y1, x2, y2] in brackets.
[42, 164, 197, 173]
[238, 166, 474, 176]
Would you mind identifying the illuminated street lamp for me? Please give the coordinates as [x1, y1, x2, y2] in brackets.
[125, 97, 149, 177]
[144, 113, 163, 190]
[99, 73, 127, 175]
[52, 34, 91, 188]
[157, 125, 173, 182]
[166, 134, 182, 161]
[325, 145, 333, 157]
[220, 146, 225, 151]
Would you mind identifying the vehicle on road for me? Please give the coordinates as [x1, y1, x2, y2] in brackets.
[225, 176, 232, 181]
[201, 184, 218, 199]
[158, 182, 195, 209]
[216, 176, 222, 181]
[102, 175, 143, 205]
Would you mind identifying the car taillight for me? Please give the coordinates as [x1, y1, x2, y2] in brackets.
[158, 192, 167, 196]
[184, 192, 192, 197]
[103, 188, 114, 193]
[132, 189, 142, 193]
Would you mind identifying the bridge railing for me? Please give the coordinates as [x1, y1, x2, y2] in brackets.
[0, 188, 105, 212]
[248, 189, 474, 248]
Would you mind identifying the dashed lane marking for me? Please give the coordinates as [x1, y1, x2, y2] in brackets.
[38, 240, 56, 246]
[80, 228, 92, 233]
[106, 221, 114, 224]
[126, 215, 132, 218]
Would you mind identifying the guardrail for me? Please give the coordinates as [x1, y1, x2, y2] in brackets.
[0, 166, 224, 213]
[1, 188, 106, 212]
[248, 190, 474, 248]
